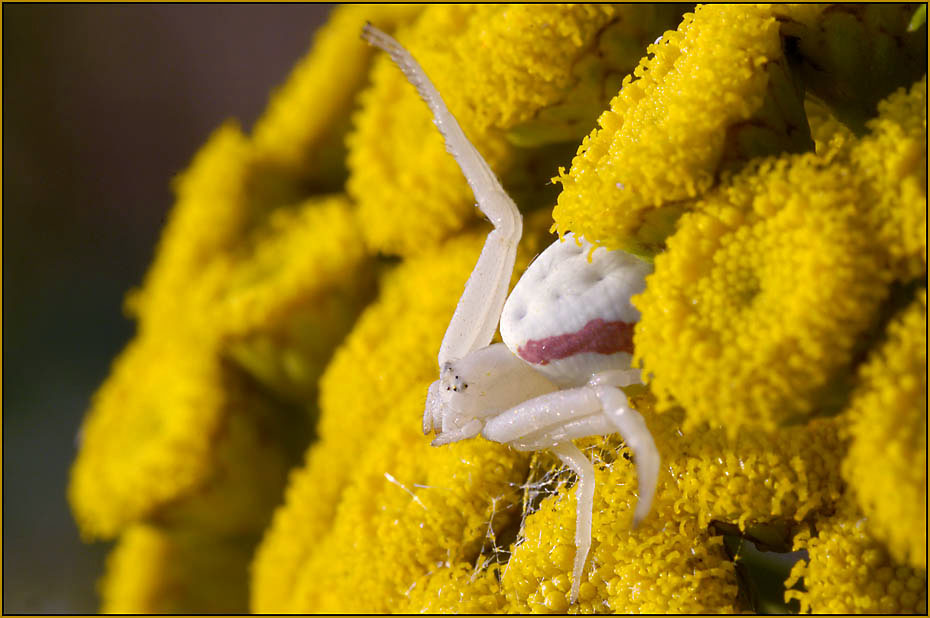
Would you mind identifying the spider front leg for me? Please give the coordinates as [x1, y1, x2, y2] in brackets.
[362, 25, 523, 366]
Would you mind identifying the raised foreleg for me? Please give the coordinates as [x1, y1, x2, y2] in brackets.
[362, 24, 523, 365]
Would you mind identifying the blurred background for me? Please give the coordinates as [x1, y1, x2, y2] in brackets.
[3, 5, 331, 612]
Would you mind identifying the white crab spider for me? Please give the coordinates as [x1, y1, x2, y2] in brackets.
[362, 25, 660, 604]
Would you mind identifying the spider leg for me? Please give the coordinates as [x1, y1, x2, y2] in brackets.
[481, 388, 605, 605]
[481, 386, 602, 444]
[430, 418, 483, 446]
[362, 25, 522, 366]
[550, 441, 595, 606]
[509, 414, 613, 451]
[483, 385, 658, 524]
[593, 386, 659, 526]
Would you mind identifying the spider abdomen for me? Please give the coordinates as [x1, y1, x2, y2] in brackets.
[500, 234, 653, 386]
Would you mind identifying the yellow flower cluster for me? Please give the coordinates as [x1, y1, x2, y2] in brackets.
[852, 76, 927, 280]
[633, 149, 892, 433]
[69, 5, 424, 612]
[785, 499, 927, 613]
[498, 431, 742, 614]
[843, 289, 927, 569]
[348, 4, 685, 256]
[634, 73, 926, 437]
[553, 4, 817, 257]
[257, 353, 850, 612]
[71, 3, 927, 614]
[99, 525, 253, 613]
[251, 223, 553, 612]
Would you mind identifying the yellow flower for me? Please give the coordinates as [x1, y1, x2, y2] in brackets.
[653, 408, 846, 531]
[68, 331, 294, 540]
[250, 230, 511, 611]
[785, 498, 928, 614]
[843, 288, 927, 569]
[633, 148, 891, 434]
[553, 4, 816, 257]
[99, 525, 254, 613]
[71, 126, 374, 541]
[347, 4, 682, 256]
[852, 76, 927, 281]
[251, 222, 549, 611]
[254, 356, 849, 612]
[125, 122, 254, 333]
[217, 194, 375, 403]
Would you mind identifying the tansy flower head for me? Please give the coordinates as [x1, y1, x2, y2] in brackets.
[852, 75, 927, 281]
[497, 431, 741, 613]
[553, 4, 815, 257]
[68, 332, 293, 540]
[633, 149, 890, 434]
[99, 525, 254, 613]
[216, 194, 375, 403]
[843, 287, 927, 569]
[650, 407, 846, 531]
[785, 498, 928, 614]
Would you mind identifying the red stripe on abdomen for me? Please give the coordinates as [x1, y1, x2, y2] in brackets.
[517, 318, 634, 365]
